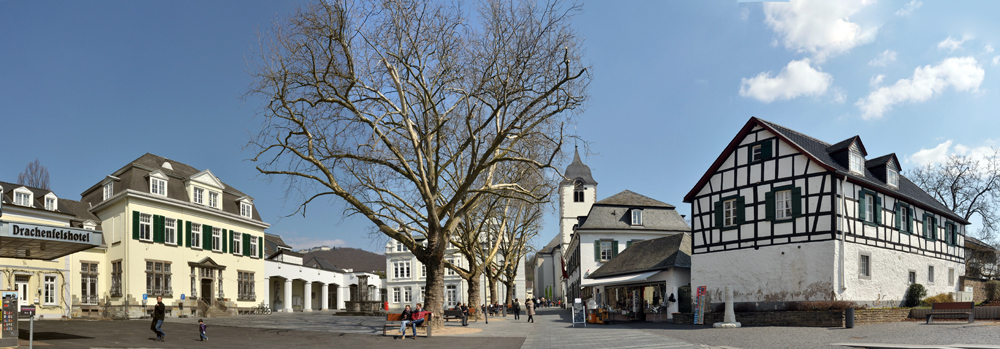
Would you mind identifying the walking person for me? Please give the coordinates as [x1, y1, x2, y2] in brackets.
[398, 304, 413, 338]
[512, 298, 521, 320]
[150, 296, 166, 342]
[198, 319, 207, 341]
[526, 297, 535, 323]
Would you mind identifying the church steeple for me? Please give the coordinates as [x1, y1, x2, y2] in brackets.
[563, 146, 597, 185]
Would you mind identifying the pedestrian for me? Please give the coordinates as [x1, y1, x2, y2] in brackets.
[198, 319, 207, 341]
[459, 302, 470, 326]
[398, 304, 413, 338]
[408, 303, 430, 340]
[526, 297, 535, 323]
[151, 296, 166, 342]
[512, 298, 521, 320]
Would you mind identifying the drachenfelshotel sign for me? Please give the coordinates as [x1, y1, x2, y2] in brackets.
[6, 223, 95, 243]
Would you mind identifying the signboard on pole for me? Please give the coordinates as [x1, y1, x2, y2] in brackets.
[693, 286, 707, 325]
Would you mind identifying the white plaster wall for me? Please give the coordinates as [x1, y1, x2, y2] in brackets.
[560, 183, 596, 246]
[579, 231, 682, 281]
[836, 241, 964, 306]
[691, 241, 836, 304]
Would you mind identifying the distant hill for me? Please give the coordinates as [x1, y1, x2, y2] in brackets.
[302, 247, 385, 274]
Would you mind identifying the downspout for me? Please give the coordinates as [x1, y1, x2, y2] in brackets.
[838, 176, 847, 293]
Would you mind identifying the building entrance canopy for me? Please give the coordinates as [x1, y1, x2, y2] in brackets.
[0, 221, 102, 260]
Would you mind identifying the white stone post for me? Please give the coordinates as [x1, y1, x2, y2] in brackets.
[304, 282, 313, 311]
[263, 277, 270, 308]
[713, 286, 741, 328]
[320, 283, 329, 311]
[283, 279, 293, 313]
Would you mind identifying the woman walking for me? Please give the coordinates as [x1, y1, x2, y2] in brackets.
[513, 299, 521, 320]
[526, 297, 535, 323]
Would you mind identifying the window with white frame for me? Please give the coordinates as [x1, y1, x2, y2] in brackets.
[447, 258, 458, 276]
[631, 209, 643, 226]
[212, 227, 221, 251]
[150, 177, 167, 196]
[250, 236, 258, 257]
[43, 275, 57, 305]
[865, 194, 875, 222]
[393, 261, 411, 280]
[81, 262, 98, 304]
[404, 287, 412, 303]
[859, 254, 871, 279]
[928, 265, 935, 283]
[752, 144, 762, 162]
[14, 190, 31, 207]
[165, 218, 176, 245]
[241, 202, 252, 218]
[191, 223, 202, 249]
[238, 271, 255, 301]
[103, 182, 113, 200]
[139, 213, 152, 241]
[446, 285, 457, 307]
[420, 286, 425, 301]
[887, 167, 899, 187]
[145, 261, 171, 297]
[194, 187, 205, 205]
[600, 240, 613, 261]
[723, 199, 737, 226]
[233, 232, 242, 255]
[392, 287, 400, 303]
[908, 270, 916, 285]
[775, 190, 792, 219]
[45, 196, 56, 211]
[209, 192, 219, 209]
[421, 264, 426, 278]
[899, 205, 910, 233]
[849, 148, 864, 174]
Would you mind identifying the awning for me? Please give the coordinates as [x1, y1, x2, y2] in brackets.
[582, 271, 659, 287]
[0, 221, 103, 260]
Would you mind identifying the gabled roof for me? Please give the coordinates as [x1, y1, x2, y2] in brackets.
[826, 136, 867, 156]
[595, 190, 674, 208]
[683, 117, 969, 225]
[866, 154, 900, 170]
[577, 190, 689, 232]
[562, 147, 597, 185]
[264, 233, 293, 257]
[587, 233, 691, 279]
[304, 256, 345, 272]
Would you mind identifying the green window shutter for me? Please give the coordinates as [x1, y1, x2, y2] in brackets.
[612, 240, 619, 257]
[714, 201, 724, 228]
[908, 210, 914, 234]
[791, 187, 802, 217]
[735, 196, 746, 224]
[132, 211, 140, 240]
[243, 233, 251, 256]
[894, 204, 901, 230]
[204, 225, 213, 250]
[594, 240, 601, 261]
[153, 215, 163, 243]
[222, 229, 228, 253]
[874, 196, 882, 225]
[765, 191, 775, 221]
[857, 190, 866, 221]
[626, 240, 632, 249]
[932, 218, 938, 241]
[176, 219, 182, 246]
[922, 217, 928, 238]
[761, 140, 773, 159]
[259, 237, 264, 258]
[185, 221, 192, 247]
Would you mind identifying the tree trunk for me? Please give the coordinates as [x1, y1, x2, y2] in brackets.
[423, 254, 446, 328]
[465, 274, 483, 320]
[488, 276, 498, 305]
[504, 281, 515, 306]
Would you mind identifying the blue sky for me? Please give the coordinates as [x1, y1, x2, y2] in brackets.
[3, 1, 998, 253]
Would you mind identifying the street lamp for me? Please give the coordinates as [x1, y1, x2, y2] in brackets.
[480, 241, 490, 324]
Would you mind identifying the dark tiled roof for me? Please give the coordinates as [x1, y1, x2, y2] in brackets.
[866, 154, 898, 169]
[756, 118, 968, 225]
[265, 233, 293, 257]
[826, 136, 866, 155]
[1, 181, 81, 217]
[587, 233, 691, 279]
[595, 190, 673, 208]
[577, 191, 689, 232]
[305, 256, 345, 272]
[562, 147, 597, 185]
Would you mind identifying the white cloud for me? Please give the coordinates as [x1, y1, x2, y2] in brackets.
[855, 57, 985, 119]
[763, 0, 877, 62]
[986, 45, 995, 54]
[907, 139, 1000, 167]
[830, 87, 847, 104]
[868, 49, 897, 67]
[282, 236, 349, 250]
[937, 36, 971, 52]
[993, 56, 999, 66]
[739, 59, 833, 103]
[740, 7, 750, 22]
[895, 0, 923, 17]
[869, 74, 885, 87]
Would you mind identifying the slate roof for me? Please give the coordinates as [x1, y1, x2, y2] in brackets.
[0, 181, 77, 217]
[684, 117, 969, 225]
[587, 233, 691, 279]
[563, 147, 597, 185]
[265, 233, 293, 257]
[79, 153, 263, 222]
[865, 154, 899, 170]
[577, 190, 689, 232]
[304, 255, 345, 272]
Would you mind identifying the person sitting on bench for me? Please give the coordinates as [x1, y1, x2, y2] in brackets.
[456, 302, 469, 326]
[407, 303, 430, 340]
[398, 305, 413, 338]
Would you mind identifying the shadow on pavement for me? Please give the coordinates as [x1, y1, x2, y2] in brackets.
[19, 330, 94, 340]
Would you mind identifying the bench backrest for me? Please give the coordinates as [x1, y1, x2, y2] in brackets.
[387, 312, 433, 322]
[931, 302, 974, 310]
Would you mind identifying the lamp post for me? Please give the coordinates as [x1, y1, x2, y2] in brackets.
[480, 241, 489, 324]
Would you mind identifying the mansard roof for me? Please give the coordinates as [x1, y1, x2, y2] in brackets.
[595, 190, 673, 208]
[684, 117, 968, 225]
[563, 147, 597, 185]
[587, 233, 691, 279]
[577, 190, 689, 232]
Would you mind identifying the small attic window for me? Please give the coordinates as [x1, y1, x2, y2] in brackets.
[13, 187, 32, 207]
[849, 146, 864, 174]
[631, 209, 644, 226]
[162, 162, 173, 170]
[44, 193, 57, 211]
[887, 166, 899, 187]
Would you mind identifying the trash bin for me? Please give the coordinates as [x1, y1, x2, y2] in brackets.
[845, 308, 855, 328]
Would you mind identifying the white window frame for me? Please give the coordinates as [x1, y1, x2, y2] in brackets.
[191, 223, 202, 249]
[241, 202, 253, 218]
[600, 240, 612, 261]
[865, 194, 875, 222]
[928, 265, 935, 284]
[404, 287, 412, 303]
[150, 177, 167, 196]
[194, 187, 205, 205]
[859, 253, 871, 279]
[723, 199, 737, 227]
[899, 206, 910, 233]
[233, 232, 242, 255]
[139, 213, 152, 241]
[212, 227, 222, 251]
[887, 167, 899, 187]
[250, 236, 258, 257]
[446, 285, 457, 308]
[420, 286, 425, 302]
[165, 218, 176, 245]
[43, 274, 57, 305]
[103, 182, 113, 200]
[850, 149, 864, 174]
[751, 144, 762, 162]
[631, 209, 643, 226]
[209, 191, 220, 209]
[13, 188, 32, 207]
[392, 287, 400, 303]
[44, 194, 57, 211]
[775, 190, 792, 220]
[908, 270, 916, 285]
[447, 258, 458, 276]
[421, 264, 426, 278]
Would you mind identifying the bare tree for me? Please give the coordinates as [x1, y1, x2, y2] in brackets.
[18, 159, 50, 190]
[246, 0, 588, 325]
[907, 149, 1000, 244]
[496, 198, 543, 306]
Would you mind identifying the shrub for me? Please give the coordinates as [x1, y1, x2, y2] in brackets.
[986, 280, 1000, 302]
[920, 293, 954, 307]
[904, 283, 927, 307]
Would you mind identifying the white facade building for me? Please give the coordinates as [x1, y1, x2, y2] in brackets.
[685, 117, 967, 307]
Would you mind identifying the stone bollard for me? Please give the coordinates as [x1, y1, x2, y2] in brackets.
[713, 286, 741, 328]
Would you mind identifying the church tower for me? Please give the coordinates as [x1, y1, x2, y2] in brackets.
[559, 147, 597, 248]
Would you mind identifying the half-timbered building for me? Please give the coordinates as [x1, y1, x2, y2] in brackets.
[684, 117, 967, 307]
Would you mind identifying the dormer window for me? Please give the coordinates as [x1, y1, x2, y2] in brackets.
[103, 182, 114, 200]
[241, 202, 253, 218]
[631, 209, 643, 226]
[209, 191, 220, 209]
[150, 176, 167, 196]
[194, 187, 205, 205]
[849, 147, 864, 174]
[44, 193, 57, 211]
[13, 188, 32, 207]
[887, 166, 899, 187]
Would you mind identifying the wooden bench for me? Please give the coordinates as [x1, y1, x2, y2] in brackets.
[926, 302, 974, 324]
[382, 313, 433, 337]
[443, 308, 478, 322]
